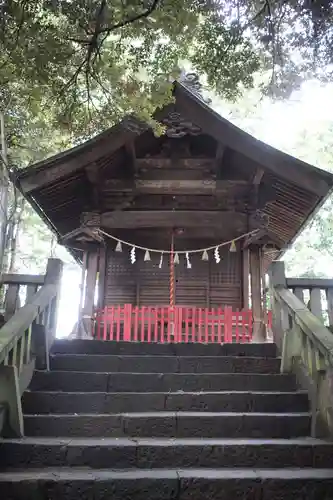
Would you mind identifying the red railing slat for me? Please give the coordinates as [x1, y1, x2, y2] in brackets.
[94, 304, 269, 345]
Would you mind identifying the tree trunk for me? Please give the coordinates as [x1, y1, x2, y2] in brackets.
[0, 112, 9, 275]
[8, 196, 25, 273]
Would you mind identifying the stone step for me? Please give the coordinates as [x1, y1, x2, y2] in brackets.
[49, 354, 281, 374]
[52, 339, 277, 358]
[1, 437, 332, 469]
[29, 371, 296, 392]
[23, 390, 309, 414]
[1, 467, 333, 499]
[23, 412, 311, 438]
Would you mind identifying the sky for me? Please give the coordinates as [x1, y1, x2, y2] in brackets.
[213, 80, 333, 168]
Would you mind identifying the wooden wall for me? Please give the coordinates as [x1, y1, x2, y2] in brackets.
[104, 243, 242, 309]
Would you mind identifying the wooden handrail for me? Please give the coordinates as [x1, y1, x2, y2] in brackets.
[0, 284, 58, 364]
[286, 278, 333, 288]
[0, 259, 63, 438]
[269, 261, 333, 438]
[282, 277, 333, 325]
[276, 287, 333, 365]
[0, 274, 45, 286]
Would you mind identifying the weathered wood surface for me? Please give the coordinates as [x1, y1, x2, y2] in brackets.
[4, 284, 20, 322]
[1, 274, 44, 285]
[136, 158, 216, 169]
[0, 285, 57, 364]
[102, 178, 250, 195]
[250, 246, 265, 341]
[242, 248, 250, 309]
[276, 287, 333, 364]
[18, 123, 136, 193]
[174, 84, 332, 197]
[1, 273, 45, 322]
[285, 277, 333, 326]
[82, 210, 254, 230]
[0, 365, 23, 437]
[0, 259, 63, 437]
[287, 278, 333, 288]
[270, 260, 333, 437]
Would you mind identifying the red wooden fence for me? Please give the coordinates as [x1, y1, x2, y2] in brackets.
[94, 305, 272, 343]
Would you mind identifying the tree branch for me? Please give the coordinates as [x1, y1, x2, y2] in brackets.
[95, 0, 160, 34]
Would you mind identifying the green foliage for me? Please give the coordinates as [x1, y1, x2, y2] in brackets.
[2, 1, 333, 277]
[2, 0, 333, 134]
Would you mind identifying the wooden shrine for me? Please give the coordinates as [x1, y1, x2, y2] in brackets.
[13, 75, 333, 340]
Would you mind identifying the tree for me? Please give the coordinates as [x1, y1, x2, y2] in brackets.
[2, 1, 333, 135]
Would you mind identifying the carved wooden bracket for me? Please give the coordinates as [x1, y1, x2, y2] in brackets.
[81, 212, 101, 227]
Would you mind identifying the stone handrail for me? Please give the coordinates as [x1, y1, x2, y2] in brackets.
[269, 261, 333, 437]
[0, 259, 62, 438]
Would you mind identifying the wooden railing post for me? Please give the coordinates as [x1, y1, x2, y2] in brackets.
[269, 261, 287, 351]
[32, 259, 63, 370]
[0, 365, 24, 437]
[0, 259, 64, 437]
[44, 258, 63, 338]
[250, 246, 266, 342]
[269, 273, 333, 437]
[269, 260, 301, 371]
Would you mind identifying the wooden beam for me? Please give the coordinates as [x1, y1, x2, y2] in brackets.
[102, 178, 247, 196]
[215, 142, 225, 172]
[253, 168, 264, 185]
[18, 124, 136, 194]
[85, 163, 101, 208]
[243, 229, 284, 249]
[135, 179, 216, 194]
[175, 85, 332, 197]
[82, 210, 251, 229]
[125, 141, 138, 175]
[136, 158, 215, 170]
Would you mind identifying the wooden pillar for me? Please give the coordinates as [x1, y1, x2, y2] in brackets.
[242, 248, 250, 309]
[250, 245, 266, 342]
[80, 250, 98, 338]
[97, 245, 106, 310]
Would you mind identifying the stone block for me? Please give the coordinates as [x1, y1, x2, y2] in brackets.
[94, 472, 179, 500]
[123, 413, 177, 437]
[250, 392, 309, 413]
[104, 393, 166, 413]
[165, 392, 251, 412]
[242, 413, 311, 438]
[50, 354, 120, 372]
[29, 371, 109, 392]
[179, 473, 261, 500]
[231, 356, 280, 374]
[66, 442, 137, 468]
[261, 477, 333, 500]
[24, 415, 123, 437]
[176, 413, 244, 438]
[0, 440, 68, 468]
[118, 356, 178, 373]
[23, 391, 106, 414]
[107, 373, 166, 392]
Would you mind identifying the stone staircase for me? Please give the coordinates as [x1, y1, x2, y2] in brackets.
[1, 339, 333, 499]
